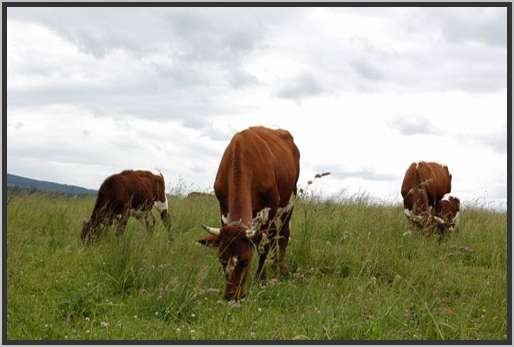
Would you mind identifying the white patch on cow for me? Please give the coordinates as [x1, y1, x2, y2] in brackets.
[415, 162, 419, 169]
[221, 214, 229, 224]
[253, 207, 271, 225]
[154, 195, 168, 212]
[404, 209, 424, 223]
[248, 193, 296, 238]
[433, 215, 445, 224]
[148, 168, 162, 176]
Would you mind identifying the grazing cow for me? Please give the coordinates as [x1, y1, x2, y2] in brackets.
[401, 161, 452, 224]
[198, 126, 300, 301]
[81, 170, 170, 242]
[435, 196, 460, 231]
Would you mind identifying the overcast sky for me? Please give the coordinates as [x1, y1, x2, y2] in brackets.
[7, 6, 508, 209]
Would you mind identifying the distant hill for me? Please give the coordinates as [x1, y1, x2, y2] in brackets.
[7, 173, 96, 195]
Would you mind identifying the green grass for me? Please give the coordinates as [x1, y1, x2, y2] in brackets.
[6, 190, 508, 341]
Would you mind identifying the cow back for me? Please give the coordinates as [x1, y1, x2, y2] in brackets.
[96, 170, 164, 214]
[214, 126, 300, 224]
[416, 162, 452, 203]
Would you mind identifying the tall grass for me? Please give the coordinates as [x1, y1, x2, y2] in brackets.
[6, 190, 508, 341]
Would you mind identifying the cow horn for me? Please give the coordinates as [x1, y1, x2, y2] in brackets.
[201, 224, 220, 235]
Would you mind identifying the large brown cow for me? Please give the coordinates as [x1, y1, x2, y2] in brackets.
[401, 161, 452, 226]
[81, 170, 170, 242]
[198, 126, 300, 301]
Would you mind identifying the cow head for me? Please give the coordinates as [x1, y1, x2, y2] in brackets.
[198, 223, 254, 301]
[198, 209, 270, 301]
[81, 219, 95, 243]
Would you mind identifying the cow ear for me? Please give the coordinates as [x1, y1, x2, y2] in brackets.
[198, 234, 220, 248]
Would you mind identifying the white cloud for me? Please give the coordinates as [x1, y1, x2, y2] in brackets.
[6, 7, 508, 210]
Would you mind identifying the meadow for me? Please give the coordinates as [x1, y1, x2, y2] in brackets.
[5, 189, 508, 341]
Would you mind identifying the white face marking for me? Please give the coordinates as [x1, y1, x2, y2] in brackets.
[221, 214, 229, 224]
[154, 194, 168, 212]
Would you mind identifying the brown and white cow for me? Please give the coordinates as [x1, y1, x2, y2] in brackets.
[435, 196, 460, 231]
[401, 161, 452, 225]
[81, 170, 170, 242]
[198, 126, 300, 301]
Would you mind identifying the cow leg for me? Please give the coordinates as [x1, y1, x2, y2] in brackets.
[255, 244, 270, 284]
[276, 210, 293, 277]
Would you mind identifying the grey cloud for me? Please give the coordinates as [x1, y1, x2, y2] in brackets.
[181, 115, 209, 129]
[274, 73, 325, 100]
[350, 7, 506, 47]
[7, 6, 507, 128]
[332, 169, 398, 182]
[315, 9, 506, 94]
[350, 58, 384, 80]
[8, 7, 283, 129]
[315, 165, 398, 182]
[200, 124, 236, 142]
[438, 8, 507, 47]
[479, 134, 507, 154]
[225, 67, 260, 89]
[390, 115, 439, 136]
[458, 131, 507, 155]
[10, 8, 166, 58]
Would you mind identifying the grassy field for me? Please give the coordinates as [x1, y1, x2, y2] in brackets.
[6, 190, 508, 341]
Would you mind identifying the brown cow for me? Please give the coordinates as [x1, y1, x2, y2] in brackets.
[435, 196, 460, 231]
[401, 161, 452, 223]
[198, 126, 300, 301]
[81, 170, 170, 242]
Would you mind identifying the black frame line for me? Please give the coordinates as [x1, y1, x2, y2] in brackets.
[2, 1, 512, 345]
